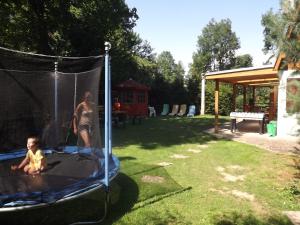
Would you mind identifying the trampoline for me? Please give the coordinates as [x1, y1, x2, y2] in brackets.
[0, 43, 119, 212]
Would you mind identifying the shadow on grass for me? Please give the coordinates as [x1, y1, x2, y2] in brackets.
[104, 162, 189, 224]
[113, 116, 228, 150]
[118, 156, 136, 161]
[213, 212, 293, 225]
[103, 172, 139, 225]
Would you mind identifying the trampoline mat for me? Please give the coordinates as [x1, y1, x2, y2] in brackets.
[0, 153, 102, 195]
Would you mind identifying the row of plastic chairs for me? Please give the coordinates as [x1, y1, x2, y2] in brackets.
[160, 104, 196, 117]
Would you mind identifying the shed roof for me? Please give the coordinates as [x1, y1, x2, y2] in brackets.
[115, 78, 150, 91]
[205, 64, 279, 86]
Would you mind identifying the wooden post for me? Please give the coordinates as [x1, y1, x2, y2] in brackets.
[243, 85, 247, 112]
[273, 85, 278, 119]
[232, 84, 237, 112]
[200, 74, 206, 115]
[252, 86, 256, 111]
[214, 80, 219, 133]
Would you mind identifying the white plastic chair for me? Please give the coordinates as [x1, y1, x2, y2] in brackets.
[187, 105, 196, 117]
[168, 105, 179, 116]
[149, 106, 156, 117]
[177, 104, 187, 116]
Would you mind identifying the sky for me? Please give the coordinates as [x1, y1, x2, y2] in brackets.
[126, 0, 280, 72]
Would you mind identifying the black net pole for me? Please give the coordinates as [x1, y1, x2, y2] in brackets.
[54, 61, 59, 147]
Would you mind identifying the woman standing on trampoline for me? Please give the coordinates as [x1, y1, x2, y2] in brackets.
[73, 91, 96, 147]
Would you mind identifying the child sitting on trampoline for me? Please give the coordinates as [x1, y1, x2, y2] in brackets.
[11, 136, 47, 175]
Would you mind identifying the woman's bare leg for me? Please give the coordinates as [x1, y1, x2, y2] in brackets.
[80, 130, 91, 147]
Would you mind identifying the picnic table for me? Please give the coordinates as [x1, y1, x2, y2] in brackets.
[230, 112, 265, 134]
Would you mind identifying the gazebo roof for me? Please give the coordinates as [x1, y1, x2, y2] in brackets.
[115, 78, 150, 91]
[205, 64, 279, 86]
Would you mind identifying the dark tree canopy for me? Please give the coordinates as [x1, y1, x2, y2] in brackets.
[0, 0, 138, 56]
[0, 0, 162, 87]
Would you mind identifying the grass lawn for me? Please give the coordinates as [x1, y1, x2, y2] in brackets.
[106, 115, 300, 225]
[1, 115, 299, 225]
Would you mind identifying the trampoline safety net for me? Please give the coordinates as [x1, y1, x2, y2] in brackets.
[0, 47, 119, 210]
[0, 47, 103, 150]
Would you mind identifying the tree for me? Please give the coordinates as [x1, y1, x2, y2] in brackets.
[190, 18, 241, 115]
[133, 38, 156, 61]
[153, 51, 187, 105]
[233, 54, 253, 69]
[156, 51, 178, 83]
[194, 18, 240, 72]
[0, 0, 138, 56]
[262, 0, 300, 129]
[261, 0, 300, 65]
[187, 53, 211, 106]
[0, 0, 162, 88]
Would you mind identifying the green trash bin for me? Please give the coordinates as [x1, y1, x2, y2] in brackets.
[267, 121, 277, 137]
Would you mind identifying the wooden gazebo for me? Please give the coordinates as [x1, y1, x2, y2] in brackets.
[114, 79, 150, 117]
[204, 65, 279, 133]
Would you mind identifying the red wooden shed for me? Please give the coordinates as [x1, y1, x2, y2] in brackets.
[114, 79, 150, 117]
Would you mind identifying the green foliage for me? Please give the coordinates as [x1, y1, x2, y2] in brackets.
[189, 18, 243, 113]
[186, 74, 201, 105]
[278, 0, 300, 65]
[261, 8, 283, 56]
[234, 86, 271, 112]
[205, 81, 233, 115]
[0, 0, 138, 55]
[156, 51, 178, 83]
[0, 0, 157, 87]
[195, 18, 240, 72]
[256, 87, 271, 110]
[233, 54, 253, 69]
[262, 0, 300, 65]
[153, 51, 188, 105]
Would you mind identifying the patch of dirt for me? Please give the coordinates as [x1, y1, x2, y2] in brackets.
[231, 189, 255, 201]
[216, 165, 246, 182]
[170, 154, 190, 159]
[197, 144, 208, 149]
[227, 165, 245, 171]
[141, 175, 165, 183]
[210, 188, 227, 195]
[187, 149, 202, 153]
[221, 172, 245, 182]
[216, 166, 225, 172]
[277, 170, 294, 182]
[157, 162, 173, 167]
[211, 187, 268, 215]
[210, 188, 254, 201]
